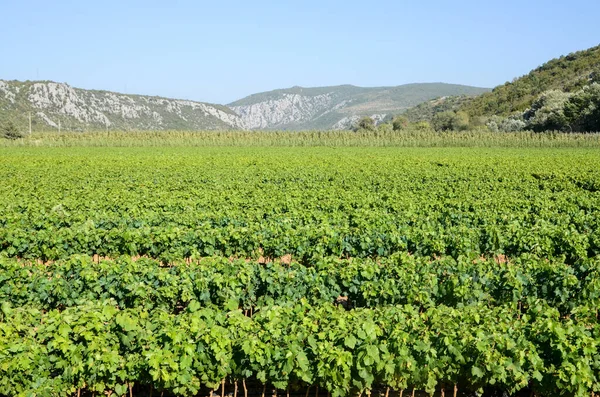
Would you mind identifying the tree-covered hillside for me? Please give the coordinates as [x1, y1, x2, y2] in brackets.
[401, 95, 476, 122]
[462, 45, 600, 117]
[383, 45, 600, 133]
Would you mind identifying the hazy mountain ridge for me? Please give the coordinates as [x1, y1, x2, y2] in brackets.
[0, 80, 246, 131]
[0, 80, 489, 131]
[229, 83, 490, 130]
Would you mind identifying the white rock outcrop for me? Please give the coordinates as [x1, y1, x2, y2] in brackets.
[230, 93, 335, 129]
[1, 80, 245, 130]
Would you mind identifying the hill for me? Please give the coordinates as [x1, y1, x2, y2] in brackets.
[0, 80, 246, 131]
[461, 45, 600, 117]
[228, 83, 490, 130]
[401, 95, 477, 122]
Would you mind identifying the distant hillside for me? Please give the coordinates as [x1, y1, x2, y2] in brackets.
[229, 83, 490, 130]
[0, 80, 246, 131]
[461, 45, 600, 117]
[402, 95, 477, 122]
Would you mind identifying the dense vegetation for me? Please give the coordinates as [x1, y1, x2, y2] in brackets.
[388, 45, 600, 133]
[462, 45, 600, 117]
[1, 146, 600, 396]
[3, 129, 600, 148]
[401, 96, 476, 123]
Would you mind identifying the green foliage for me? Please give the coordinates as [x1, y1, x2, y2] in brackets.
[391, 116, 409, 131]
[524, 90, 572, 132]
[354, 116, 376, 132]
[486, 115, 527, 132]
[589, 67, 600, 84]
[1, 146, 600, 396]
[412, 121, 432, 131]
[0, 119, 24, 139]
[431, 111, 470, 131]
[462, 45, 600, 117]
[402, 95, 476, 122]
[564, 83, 600, 132]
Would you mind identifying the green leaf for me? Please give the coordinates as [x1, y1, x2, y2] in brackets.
[345, 335, 357, 349]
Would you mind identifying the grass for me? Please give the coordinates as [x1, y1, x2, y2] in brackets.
[2, 128, 600, 148]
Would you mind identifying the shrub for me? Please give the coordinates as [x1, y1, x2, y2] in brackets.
[564, 83, 600, 132]
[354, 116, 376, 132]
[499, 117, 527, 132]
[0, 120, 24, 140]
[376, 123, 393, 134]
[391, 116, 409, 131]
[432, 111, 470, 131]
[524, 90, 571, 132]
[413, 121, 432, 131]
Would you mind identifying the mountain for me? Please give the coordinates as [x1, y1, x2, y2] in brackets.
[0, 80, 246, 131]
[0, 80, 491, 132]
[460, 45, 600, 117]
[228, 83, 490, 130]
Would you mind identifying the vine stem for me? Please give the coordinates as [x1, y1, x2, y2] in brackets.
[150, 385, 153, 397]
[400, 390, 404, 397]
[77, 388, 81, 397]
[129, 383, 133, 397]
[306, 386, 311, 397]
[222, 379, 226, 397]
[243, 379, 248, 397]
[453, 384, 458, 397]
[262, 384, 266, 397]
[385, 388, 390, 397]
[234, 381, 238, 397]
[411, 388, 415, 397]
[441, 387, 445, 397]
[316, 385, 319, 397]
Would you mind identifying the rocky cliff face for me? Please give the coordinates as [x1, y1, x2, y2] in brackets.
[0, 80, 246, 131]
[230, 93, 335, 129]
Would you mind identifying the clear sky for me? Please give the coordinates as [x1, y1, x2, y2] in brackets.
[1, 0, 599, 104]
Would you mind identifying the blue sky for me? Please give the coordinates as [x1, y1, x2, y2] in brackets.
[1, 0, 599, 104]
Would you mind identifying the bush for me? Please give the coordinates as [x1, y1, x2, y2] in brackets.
[524, 90, 571, 132]
[391, 116, 409, 131]
[564, 83, 600, 132]
[354, 116, 376, 132]
[500, 118, 527, 132]
[432, 111, 470, 131]
[412, 121, 432, 131]
[590, 68, 600, 84]
[376, 123, 393, 134]
[0, 120, 24, 140]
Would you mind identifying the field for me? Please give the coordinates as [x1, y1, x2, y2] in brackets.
[2, 139, 600, 397]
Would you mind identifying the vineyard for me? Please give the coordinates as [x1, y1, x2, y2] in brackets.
[1, 146, 600, 397]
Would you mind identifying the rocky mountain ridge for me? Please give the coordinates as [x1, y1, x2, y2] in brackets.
[0, 80, 246, 131]
[229, 83, 490, 130]
[0, 80, 489, 131]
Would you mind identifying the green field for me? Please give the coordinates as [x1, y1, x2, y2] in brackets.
[2, 143, 600, 396]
